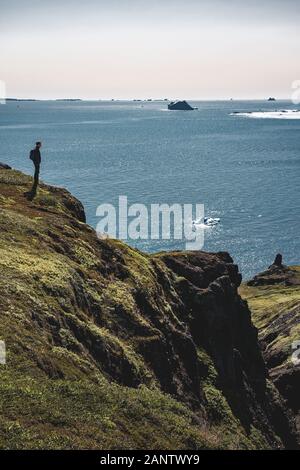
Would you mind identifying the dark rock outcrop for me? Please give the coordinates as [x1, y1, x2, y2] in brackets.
[168, 100, 194, 110]
[247, 255, 299, 287]
[272, 253, 283, 268]
[0, 162, 11, 169]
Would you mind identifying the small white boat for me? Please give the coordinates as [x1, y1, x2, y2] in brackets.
[192, 217, 220, 228]
[204, 217, 220, 226]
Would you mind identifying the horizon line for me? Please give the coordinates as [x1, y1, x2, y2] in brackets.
[3, 97, 293, 102]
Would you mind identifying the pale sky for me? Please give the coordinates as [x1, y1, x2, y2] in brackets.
[1, 0, 300, 99]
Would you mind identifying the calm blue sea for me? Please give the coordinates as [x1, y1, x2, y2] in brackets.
[0, 99, 299, 279]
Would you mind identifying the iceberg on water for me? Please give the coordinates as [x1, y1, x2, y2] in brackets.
[230, 109, 300, 119]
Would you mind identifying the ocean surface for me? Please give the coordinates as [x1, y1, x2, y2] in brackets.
[0, 99, 299, 279]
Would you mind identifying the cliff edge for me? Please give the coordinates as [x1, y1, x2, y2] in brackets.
[0, 168, 298, 449]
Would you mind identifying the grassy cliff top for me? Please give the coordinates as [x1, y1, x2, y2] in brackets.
[0, 168, 298, 449]
[240, 267, 300, 368]
[0, 169, 214, 449]
[239, 266, 300, 434]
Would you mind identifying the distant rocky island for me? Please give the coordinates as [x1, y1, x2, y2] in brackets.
[168, 100, 195, 110]
[6, 98, 82, 102]
[6, 98, 38, 102]
[55, 99, 82, 102]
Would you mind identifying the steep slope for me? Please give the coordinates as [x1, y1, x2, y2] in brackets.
[0, 167, 297, 449]
[240, 260, 300, 438]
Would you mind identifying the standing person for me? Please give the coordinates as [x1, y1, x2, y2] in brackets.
[29, 141, 42, 197]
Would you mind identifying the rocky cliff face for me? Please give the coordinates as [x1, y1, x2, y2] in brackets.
[240, 260, 300, 441]
[0, 168, 298, 449]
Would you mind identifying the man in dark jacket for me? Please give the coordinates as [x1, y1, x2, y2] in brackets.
[29, 141, 42, 197]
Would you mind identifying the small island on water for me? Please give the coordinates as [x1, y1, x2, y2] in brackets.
[168, 100, 195, 110]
